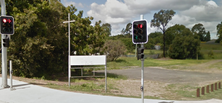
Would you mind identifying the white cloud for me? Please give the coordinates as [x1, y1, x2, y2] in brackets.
[63, 0, 84, 7]
[182, 0, 222, 22]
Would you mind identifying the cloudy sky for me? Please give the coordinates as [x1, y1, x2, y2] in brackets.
[61, 0, 222, 39]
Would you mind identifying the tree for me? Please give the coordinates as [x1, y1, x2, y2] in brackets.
[151, 9, 176, 57]
[205, 31, 211, 41]
[216, 22, 222, 43]
[7, 0, 68, 77]
[5, 0, 109, 77]
[165, 24, 190, 50]
[119, 23, 132, 38]
[191, 23, 207, 41]
[103, 40, 127, 61]
[168, 27, 200, 59]
[102, 23, 112, 36]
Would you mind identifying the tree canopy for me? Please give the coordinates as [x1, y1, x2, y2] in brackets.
[191, 23, 210, 41]
[2, 0, 109, 77]
[168, 25, 200, 59]
[151, 9, 176, 57]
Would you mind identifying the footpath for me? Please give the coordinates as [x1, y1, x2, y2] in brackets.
[0, 78, 222, 103]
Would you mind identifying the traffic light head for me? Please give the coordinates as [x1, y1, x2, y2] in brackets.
[137, 47, 144, 60]
[132, 20, 148, 44]
[3, 38, 9, 47]
[0, 16, 14, 35]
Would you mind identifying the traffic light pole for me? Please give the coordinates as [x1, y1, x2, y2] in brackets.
[1, 0, 9, 88]
[141, 44, 144, 103]
[140, 15, 144, 103]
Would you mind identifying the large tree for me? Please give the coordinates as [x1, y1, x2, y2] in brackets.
[165, 24, 189, 50]
[168, 26, 200, 59]
[191, 23, 207, 41]
[4, 0, 109, 77]
[151, 9, 176, 57]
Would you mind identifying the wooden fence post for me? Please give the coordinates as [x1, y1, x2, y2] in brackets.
[215, 83, 218, 90]
[211, 84, 214, 92]
[206, 85, 209, 93]
[197, 88, 200, 97]
[201, 87, 205, 95]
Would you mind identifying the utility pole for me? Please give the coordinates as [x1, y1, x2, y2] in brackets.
[1, 0, 9, 88]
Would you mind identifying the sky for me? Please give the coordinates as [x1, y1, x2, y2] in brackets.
[61, 0, 222, 39]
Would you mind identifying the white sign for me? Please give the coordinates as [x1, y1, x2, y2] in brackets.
[70, 55, 106, 66]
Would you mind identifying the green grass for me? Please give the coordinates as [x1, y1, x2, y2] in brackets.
[200, 43, 222, 59]
[144, 50, 162, 55]
[107, 57, 210, 70]
[200, 43, 222, 50]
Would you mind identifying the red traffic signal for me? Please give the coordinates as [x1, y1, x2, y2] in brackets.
[0, 16, 14, 35]
[132, 20, 148, 44]
[2, 18, 7, 23]
[138, 24, 143, 29]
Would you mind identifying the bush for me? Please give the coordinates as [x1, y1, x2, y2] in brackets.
[168, 34, 200, 59]
[103, 40, 127, 61]
[208, 50, 214, 59]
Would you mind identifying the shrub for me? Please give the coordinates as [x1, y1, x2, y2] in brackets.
[103, 40, 127, 61]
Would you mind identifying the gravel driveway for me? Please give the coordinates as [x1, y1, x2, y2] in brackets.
[105, 67, 222, 84]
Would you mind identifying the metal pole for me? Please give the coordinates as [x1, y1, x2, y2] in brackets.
[1, 0, 8, 88]
[105, 65, 107, 93]
[10, 60, 13, 90]
[135, 44, 137, 57]
[140, 14, 144, 103]
[68, 13, 71, 87]
[141, 44, 144, 103]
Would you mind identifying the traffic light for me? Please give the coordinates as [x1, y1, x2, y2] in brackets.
[132, 20, 148, 44]
[3, 38, 9, 47]
[137, 47, 144, 60]
[0, 16, 14, 35]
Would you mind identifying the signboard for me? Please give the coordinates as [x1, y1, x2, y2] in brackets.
[70, 55, 106, 66]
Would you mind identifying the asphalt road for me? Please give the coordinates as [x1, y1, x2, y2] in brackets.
[105, 67, 222, 83]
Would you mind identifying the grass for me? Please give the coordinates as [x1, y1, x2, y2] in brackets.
[200, 43, 222, 50]
[107, 57, 210, 70]
[200, 43, 222, 59]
